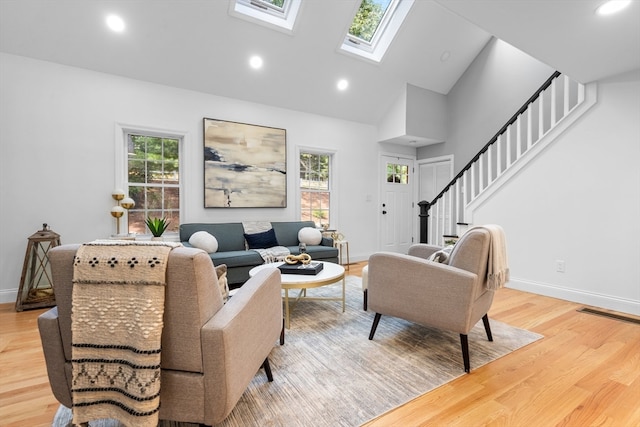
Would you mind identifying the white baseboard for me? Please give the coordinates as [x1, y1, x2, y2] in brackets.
[508, 277, 640, 316]
[0, 288, 17, 305]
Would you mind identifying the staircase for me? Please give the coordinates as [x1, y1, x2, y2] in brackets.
[419, 72, 597, 246]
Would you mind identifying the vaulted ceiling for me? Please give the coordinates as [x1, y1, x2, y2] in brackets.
[1, 1, 638, 125]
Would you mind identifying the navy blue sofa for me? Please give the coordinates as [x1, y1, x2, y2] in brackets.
[180, 221, 338, 288]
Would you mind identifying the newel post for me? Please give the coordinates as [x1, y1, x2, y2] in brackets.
[418, 200, 430, 244]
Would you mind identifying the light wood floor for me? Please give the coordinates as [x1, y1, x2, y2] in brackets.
[1, 262, 638, 427]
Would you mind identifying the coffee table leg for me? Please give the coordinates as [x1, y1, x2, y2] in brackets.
[342, 277, 346, 312]
[284, 288, 290, 329]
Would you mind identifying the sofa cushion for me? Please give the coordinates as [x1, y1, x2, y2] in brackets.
[286, 245, 338, 260]
[244, 228, 279, 249]
[189, 231, 218, 253]
[298, 227, 322, 245]
[271, 221, 316, 246]
[180, 223, 246, 252]
[210, 250, 265, 268]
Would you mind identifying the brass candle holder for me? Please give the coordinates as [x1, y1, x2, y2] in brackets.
[111, 189, 135, 237]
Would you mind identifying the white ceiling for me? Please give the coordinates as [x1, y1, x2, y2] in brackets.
[1, 0, 638, 126]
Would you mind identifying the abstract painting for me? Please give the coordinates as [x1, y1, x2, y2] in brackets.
[203, 118, 287, 208]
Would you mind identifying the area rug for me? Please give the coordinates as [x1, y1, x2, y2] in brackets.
[53, 276, 542, 427]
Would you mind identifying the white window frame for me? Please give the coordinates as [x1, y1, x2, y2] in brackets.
[115, 123, 189, 239]
[229, 0, 302, 34]
[297, 146, 336, 228]
[339, 0, 415, 63]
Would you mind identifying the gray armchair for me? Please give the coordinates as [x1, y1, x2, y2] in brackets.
[38, 244, 283, 426]
[367, 226, 505, 372]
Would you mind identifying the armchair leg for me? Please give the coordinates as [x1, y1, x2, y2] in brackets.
[369, 313, 382, 340]
[280, 318, 285, 345]
[460, 334, 470, 373]
[262, 357, 274, 382]
[482, 314, 493, 342]
[363, 289, 368, 311]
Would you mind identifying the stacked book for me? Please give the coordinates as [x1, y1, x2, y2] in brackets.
[278, 261, 324, 275]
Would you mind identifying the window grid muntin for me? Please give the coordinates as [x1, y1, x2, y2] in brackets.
[126, 133, 181, 234]
[300, 152, 331, 227]
[386, 162, 409, 184]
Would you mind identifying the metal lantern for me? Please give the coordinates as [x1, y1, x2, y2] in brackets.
[15, 224, 61, 311]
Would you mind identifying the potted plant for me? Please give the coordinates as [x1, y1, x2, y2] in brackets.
[146, 216, 170, 240]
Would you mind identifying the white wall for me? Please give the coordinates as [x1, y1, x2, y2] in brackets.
[0, 53, 383, 303]
[418, 38, 555, 172]
[377, 89, 407, 143]
[472, 71, 640, 315]
[405, 83, 447, 142]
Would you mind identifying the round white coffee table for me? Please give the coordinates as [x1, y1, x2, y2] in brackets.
[249, 261, 345, 329]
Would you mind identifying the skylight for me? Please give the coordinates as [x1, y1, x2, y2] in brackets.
[340, 0, 414, 63]
[230, 0, 302, 34]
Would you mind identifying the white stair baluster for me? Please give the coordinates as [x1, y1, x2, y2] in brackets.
[578, 82, 585, 104]
[479, 152, 485, 193]
[469, 163, 475, 200]
[488, 144, 494, 185]
[506, 126, 512, 168]
[539, 91, 545, 138]
[463, 169, 469, 205]
[516, 114, 522, 159]
[527, 107, 533, 150]
[496, 135, 503, 177]
[551, 79, 557, 127]
[563, 75, 570, 116]
[454, 180, 461, 225]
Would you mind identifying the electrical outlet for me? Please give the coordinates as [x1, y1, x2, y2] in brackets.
[556, 260, 566, 273]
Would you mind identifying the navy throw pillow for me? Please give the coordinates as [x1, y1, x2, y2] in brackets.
[244, 228, 279, 249]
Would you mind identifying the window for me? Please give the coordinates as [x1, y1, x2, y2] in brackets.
[125, 133, 181, 235]
[300, 151, 331, 227]
[230, 0, 302, 33]
[387, 162, 409, 184]
[340, 0, 414, 63]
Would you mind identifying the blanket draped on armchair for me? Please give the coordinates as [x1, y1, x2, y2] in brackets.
[70, 240, 180, 427]
[469, 225, 510, 290]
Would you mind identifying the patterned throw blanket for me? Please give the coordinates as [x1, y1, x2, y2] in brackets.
[71, 240, 180, 427]
[252, 246, 291, 263]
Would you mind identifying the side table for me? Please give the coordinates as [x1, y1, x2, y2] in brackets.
[333, 240, 350, 270]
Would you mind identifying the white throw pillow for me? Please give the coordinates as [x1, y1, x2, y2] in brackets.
[298, 227, 322, 245]
[189, 231, 218, 253]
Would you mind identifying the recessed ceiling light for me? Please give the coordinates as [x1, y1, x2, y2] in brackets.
[249, 55, 263, 69]
[106, 14, 125, 32]
[337, 79, 349, 91]
[596, 0, 631, 15]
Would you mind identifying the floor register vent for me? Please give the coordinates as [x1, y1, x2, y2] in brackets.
[577, 307, 640, 325]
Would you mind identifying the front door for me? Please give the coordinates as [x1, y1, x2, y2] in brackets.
[379, 155, 414, 254]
